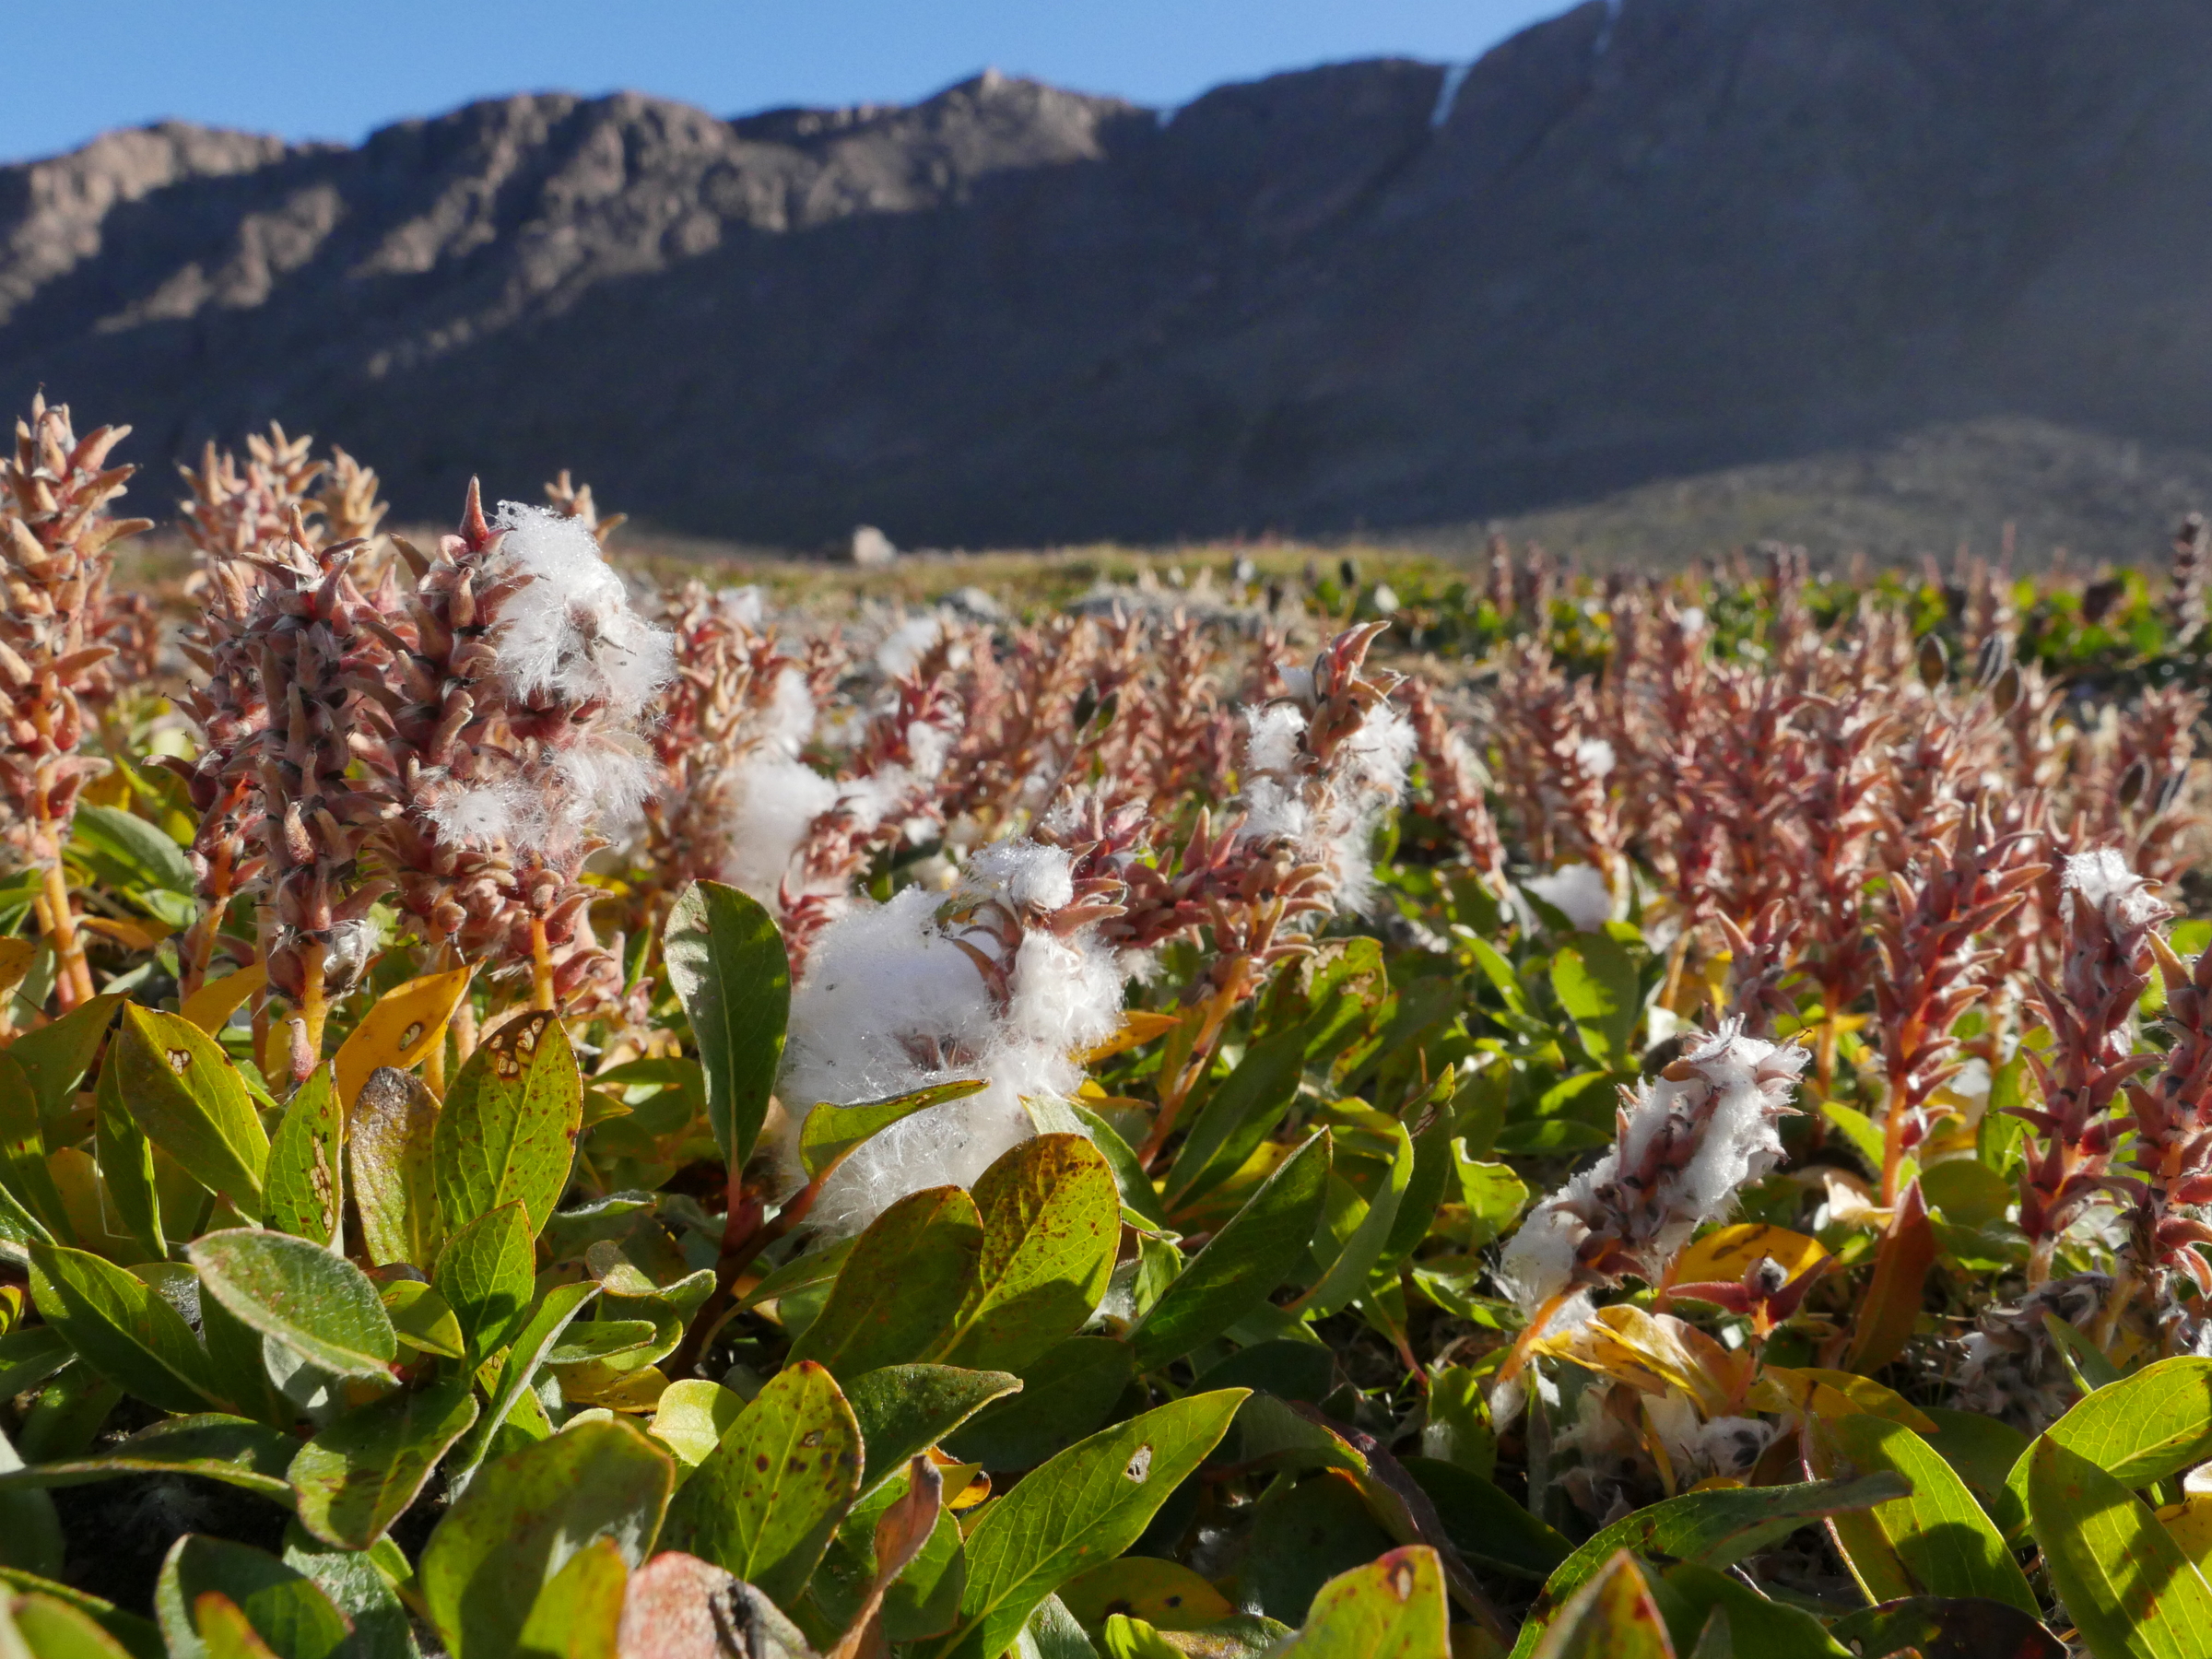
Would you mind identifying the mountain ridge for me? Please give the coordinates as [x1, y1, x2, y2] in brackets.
[8, 0, 2212, 555]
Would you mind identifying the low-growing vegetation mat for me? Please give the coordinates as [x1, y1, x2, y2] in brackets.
[4, 395, 2212, 1656]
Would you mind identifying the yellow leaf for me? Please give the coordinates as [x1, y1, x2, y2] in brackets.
[1059, 1558, 1237, 1630]
[0, 937, 34, 1005]
[557, 1362, 668, 1411]
[78, 915, 177, 952]
[1079, 1008, 1183, 1065]
[1671, 1222, 1829, 1287]
[181, 966, 267, 1035]
[2159, 1498, 2212, 1574]
[1752, 1364, 1938, 1433]
[333, 967, 471, 1109]
[1539, 1305, 1748, 1417]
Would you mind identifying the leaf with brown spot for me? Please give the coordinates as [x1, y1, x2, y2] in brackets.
[349, 1066, 443, 1268]
[922, 1389, 1246, 1659]
[334, 967, 472, 1112]
[1057, 1557, 1236, 1631]
[262, 1064, 343, 1249]
[114, 1004, 268, 1220]
[662, 1358, 862, 1608]
[1262, 1545, 1453, 1658]
[924, 1135, 1121, 1375]
[1530, 1552, 1675, 1659]
[433, 1011, 582, 1241]
[289, 1371, 480, 1550]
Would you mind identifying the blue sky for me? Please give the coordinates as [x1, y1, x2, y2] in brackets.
[6, 1, 1571, 164]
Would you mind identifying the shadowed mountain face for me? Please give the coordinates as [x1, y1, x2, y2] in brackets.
[8, 0, 2212, 549]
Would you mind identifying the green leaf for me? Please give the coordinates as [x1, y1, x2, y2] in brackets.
[446, 1280, 601, 1496]
[1509, 1477, 1910, 1659]
[2042, 1311, 2124, 1393]
[1127, 1132, 1331, 1371]
[1265, 1546, 1450, 1659]
[1549, 934, 1641, 1070]
[0, 1091, 62, 1252]
[546, 1321, 659, 1366]
[114, 1006, 268, 1220]
[1247, 1477, 1380, 1628]
[0, 1572, 162, 1659]
[27, 1242, 221, 1414]
[512, 1536, 626, 1659]
[10, 995, 122, 1130]
[663, 1358, 862, 1606]
[155, 1536, 350, 1659]
[928, 1135, 1121, 1374]
[1069, 1101, 1168, 1230]
[71, 806, 194, 896]
[665, 880, 790, 1171]
[0, 1415, 295, 1505]
[1299, 1119, 1414, 1318]
[1466, 939, 1530, 1014]
[1378, 1113, 1456, 1272]
[787, 1186, 983, 1378]
[1530, 1552, 1671, 1659]
[432, 1203, 535, 1363]
[92, 1058, 164, 1262]
[1919, 1157, 2012, 1229]
[5, 1590, 147, 1659]
[0, 1159, 57, 1265]
[382, 1280, 466, 1359]
[1819, 1100, 1886, 1174]
[262, 1066, 343, 1249]
[432, 1011, 582, 1238]
[2028, 1435, 2212, 1659]
[0, 1326, 71, 1400]
[845, 1363, 1023, 1493]
[647, 1380, 749, 1472]
[1919, 1407, 2031, 1541]
[1654, 1564, 1852, 1658]
[798, 1079, 988, 1180]
[0, 1424, 61, 1580]
[187, 1230, 396, 1382]
[278, 1528, 417, 1659]
[348, 1067, 443, 1269]
[922, 1388, 1248, 1659]
[288, 1372, 480, 1549]
[1808, 1414, 2036, 1612]
[2006, 1358, 2212, 1523]
[419, 1418, 673, 1659]
[1163, 1024, 1308, 1204]
[945, 1336, 1133, 1472]
[1401, 1457, 1570, 1581]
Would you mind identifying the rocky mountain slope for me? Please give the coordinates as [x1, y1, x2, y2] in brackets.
[7, 0, 2212, 553]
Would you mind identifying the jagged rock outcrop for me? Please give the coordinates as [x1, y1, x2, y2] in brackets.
[6, 0, 2212, 549]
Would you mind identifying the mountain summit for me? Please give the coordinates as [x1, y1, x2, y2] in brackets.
[7, 0, 2212, 549]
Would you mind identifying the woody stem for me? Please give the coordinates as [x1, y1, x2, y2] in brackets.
[530, 917, 557, 1012]
[291, 940, 329, 1085]
[36, 827, 91, 1012]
